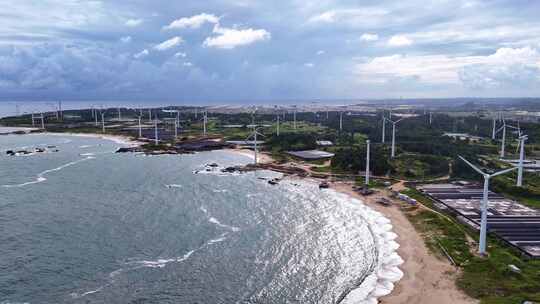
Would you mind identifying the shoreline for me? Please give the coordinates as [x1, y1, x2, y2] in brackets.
[224, 147, 476, 303]
[332, 182, 478, 304]
[41, 132, 144, 147]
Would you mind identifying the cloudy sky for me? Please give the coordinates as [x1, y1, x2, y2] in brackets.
[1, 0, 540, 102]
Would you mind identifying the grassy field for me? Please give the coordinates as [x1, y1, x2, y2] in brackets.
[401, 188, 540, 304]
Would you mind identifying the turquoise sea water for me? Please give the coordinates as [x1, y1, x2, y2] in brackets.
[0, 134, 402, 304]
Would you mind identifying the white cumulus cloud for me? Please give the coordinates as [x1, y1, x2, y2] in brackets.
[120, 36, 132, 43]
[125, 19, 143, 27]
[203, 25, 270, 49]
[174, 52, 187, 58]
[388, 35, 413, 47]
[163, 13, 219, 30]
[304, 63, 315, 68]
[308, 11, 336, 23]
[154, 36, 184, 51]
[133, 49, 149, 59]
[354, 47, 540, 88]
[360, 33, 379, 42]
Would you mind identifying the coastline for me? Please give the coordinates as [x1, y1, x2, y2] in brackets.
[40, 132, 143, 147]
[332, 182, 478, 304]
[223, 148, 476, 303]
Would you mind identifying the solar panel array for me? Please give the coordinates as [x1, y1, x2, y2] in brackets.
[420, 184, 540, 259]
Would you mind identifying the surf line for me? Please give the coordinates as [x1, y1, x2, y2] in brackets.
[2, 156, 95, 188]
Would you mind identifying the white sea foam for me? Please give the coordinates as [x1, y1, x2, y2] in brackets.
[207, 235, 228, 244]
[209, 217, 241, 232]
[278, 179, 404, 304]
[2, 156, 94, 188]
[212, 189, 228, 193]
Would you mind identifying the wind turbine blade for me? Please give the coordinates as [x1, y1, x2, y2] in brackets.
[490, 167, 518, 178]
[496, 125, 505, 134]
[458, 156, 486, 176]
[396, 118, 404, 123]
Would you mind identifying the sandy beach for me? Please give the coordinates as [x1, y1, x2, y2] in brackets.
[333, 183, 478, 304]
[225, 148, 274, 164]
[43, 132, 143, 146]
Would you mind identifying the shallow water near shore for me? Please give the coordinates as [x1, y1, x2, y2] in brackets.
[0, 134, 402, 304]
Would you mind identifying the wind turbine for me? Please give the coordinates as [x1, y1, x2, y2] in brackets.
[38, 113, 45, 129]
[381, 113, 387, 143]
[276, 113, 280, 136]
[246, 127, 264, 164]
[117, 108, 121, 122]
[202, 110, 208, 136]
[154, 117, 159, 145]
[516, 135, 528, 187]
[138, 115, 142, 139]
[491, 116, 497, 140]
[495, 118, 520, 158]
[293, 106, 297, 130]
[101, 111, 106, 133]
[459, 156, 518, 255]
[365, 140, 371, 186]
[388, 118, 404, 158]
[339, 111, 343, 131]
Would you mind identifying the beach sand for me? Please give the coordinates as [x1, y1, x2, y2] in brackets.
[46, 132, 143, 146]
[225, 148, 274, 164]
[333, 183, 478, 304]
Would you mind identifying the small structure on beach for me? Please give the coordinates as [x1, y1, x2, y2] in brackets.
[286, 150, 335, 160]
[226, 140, 265, 148]
[316, 140, 334, 146]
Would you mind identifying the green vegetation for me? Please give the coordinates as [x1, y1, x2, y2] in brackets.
[265, 132, 318, 151]
[491, 174, 540, 209]
[392, 154, 450, 179]
[331, 145, 391, 175]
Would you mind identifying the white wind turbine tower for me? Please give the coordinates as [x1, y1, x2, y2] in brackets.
[293, 106, 297, 130]
[38, 113, 45, 130]
[246, 127, 264, 165]
[495, 118, 520, 158]
[388, 118, 404, 158]
[459, 156, 518, 255]
[516, 135, 528, 187]
[339, 111, 343, 131]
[365, 140, 371, 186]
[101, 111, 106, 133]
[174, 111, 180, 139]
[275, 108, 281, 136]
[202, 110, 208, 136]
[138, 115, 142, 139]
[154, 116, 159, 145]
[117, 108, 121, 121]
[491, 115, 497, 140]
[381, 112, 387, 143]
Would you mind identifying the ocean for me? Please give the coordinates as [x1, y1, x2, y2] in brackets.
[0, 133, 402, 304]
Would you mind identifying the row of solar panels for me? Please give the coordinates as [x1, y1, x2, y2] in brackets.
[422, 187, 540, 258]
